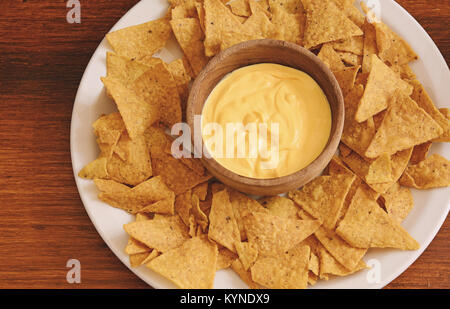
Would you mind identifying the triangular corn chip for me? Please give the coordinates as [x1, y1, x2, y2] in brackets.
[410, 79, 450, 142]
[288, 174, 356, 230]
[303, 0, 362, 49]
[235, 241, 259, 270]
[361, 20, 377, 73]
[216, 248, 237, 270]
[106, 18, 171, 60]
[170, 18, 209, 76]
[365, 91, 443, 158]
[243, 212, 321, 256]
[132, 62, 182, 127]
[259, 196, 299, 219]
[342, 148, 412, 194]
[251, 245, 310, 289]
[106, 52, 159, 85]
[147, 237, 218, 289]
[78, 157, 108, 180]
[399, 154, 450, 189]
[380, 182, 413, 222]
[204, 0, 246, 56]
[365, 153, 393, 184]
[341, 84, 376, 157]
[318, 43, 346, 72]
[373, 21, 418, 66]
[333, 65, 360, 97]
[355, 54, 412, 123]
[106, 132, 152, 186]
[208, 189, 241, 253]
[336, 186, 419, 250]
[101, 76, 160, 139]
[124, 215, 190, 252]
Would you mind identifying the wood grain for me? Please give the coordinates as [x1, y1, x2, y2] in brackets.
[0, 0, 447, 289]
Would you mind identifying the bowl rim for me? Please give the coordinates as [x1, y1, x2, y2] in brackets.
[186, 39, 344, 188]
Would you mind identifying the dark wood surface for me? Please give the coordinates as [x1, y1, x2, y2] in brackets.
[0, 0, 447, 289]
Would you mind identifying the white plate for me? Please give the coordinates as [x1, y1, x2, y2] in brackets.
[70, 0, 450, 289]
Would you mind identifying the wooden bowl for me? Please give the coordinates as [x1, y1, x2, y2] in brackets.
[187, 39, 344, 196]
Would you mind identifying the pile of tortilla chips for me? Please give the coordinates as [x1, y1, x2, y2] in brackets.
[78, 0, 450, 289]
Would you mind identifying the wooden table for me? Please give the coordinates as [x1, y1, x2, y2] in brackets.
[0, 0, 448, 289]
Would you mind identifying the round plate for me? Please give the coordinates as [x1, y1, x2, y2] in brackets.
[71, 0, 450, 289]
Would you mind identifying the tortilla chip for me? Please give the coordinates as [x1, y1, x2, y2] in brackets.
[342, 148, 413, 194]
[399, 154, 450, 189]
[337, 51, 361, 66]
[174, 190, 192, 226]
[410, 142, 433, 165]
[101, 77, 160, 139]
[204, 0, 246, 56]
[314, 226, 367, 271]
[166, 58, 192, 111]
[270, 5, 304, 45]
[337, 0, 365, 27]
[410, 79, 450, 142]
[331, 36, 363, 55]
[78, 157, 108, 180]
[241, 0, 276, 39]
[125, 214, 152, 255]
[362, 21, 378, 73]
[151, 146, 212, 195]
[365, 153, 393, 184]
[288, 174, 356, 230]
[336, 186, 419, 250]
[251, 245, 310, 289]
[92, 113, 126, 156]
[318, 44, 346, 72]
[192, 193, 209, 231]
[327, 155, 353, 177]
[341, 85, 376, 157]
[106, 52, 158, 85]
[124, 214, 190, 252]
[308, 252, 319, 277]
[192, 182, 209, 201]
[440, 108, 450, 120]
[243, 212, 321, 256]
[302, 0, 362, 49]
[229, 189, 268, 241]
[141, 250, 160, 265]
[259, 196, 299, 219]
[333, 65, 360, 97]
[236, 241, 258, 270]
[95, 176, 175, 214]
[132, 62, 182, 128]
[171, 0, 198, 19]
[339, 143, 352, 157]
[231, 259, 261, 289]
[390, 63, 416, 81]
[229, 0, 251, 17]
[380, 182, 414, 222]
[208, 190, 241, 253]
[147, 237, 218, 289]
[268, 0, 304, 14]
[170, 18, 210, 76]
[106, 133, 153, 186]
[129, 252, 152, 267]
[217, 247, 237, 270]
[319, 247, 366, 277]
[106, 18, 171, 60]
[365, 91, 443, 158]
[355, 54, 412, 122]
[373, 21, 418, 66]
